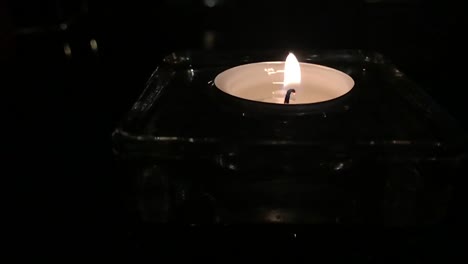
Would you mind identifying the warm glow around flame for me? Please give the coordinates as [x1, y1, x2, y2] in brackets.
[283, 53, 301, 88]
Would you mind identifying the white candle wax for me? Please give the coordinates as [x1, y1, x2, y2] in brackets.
[214, 55, 354, 105]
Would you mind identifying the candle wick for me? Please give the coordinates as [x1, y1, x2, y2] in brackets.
[284, 89, 296, 104]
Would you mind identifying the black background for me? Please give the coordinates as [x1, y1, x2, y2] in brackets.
[3, 0, 466, 260]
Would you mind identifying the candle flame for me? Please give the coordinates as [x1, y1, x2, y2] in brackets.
[283, 53, 301, 89]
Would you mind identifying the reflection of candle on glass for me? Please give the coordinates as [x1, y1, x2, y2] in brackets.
[214, 53, 354, 105]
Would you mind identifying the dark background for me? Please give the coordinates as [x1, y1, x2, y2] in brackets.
[3, 0, 466, 260]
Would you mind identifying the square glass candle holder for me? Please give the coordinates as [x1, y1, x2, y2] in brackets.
[113, 50, 467, 224]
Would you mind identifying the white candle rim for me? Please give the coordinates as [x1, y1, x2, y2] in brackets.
[214, 61, 355, 105]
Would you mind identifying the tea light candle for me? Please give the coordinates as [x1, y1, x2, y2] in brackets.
[214, 53, 354, 105]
